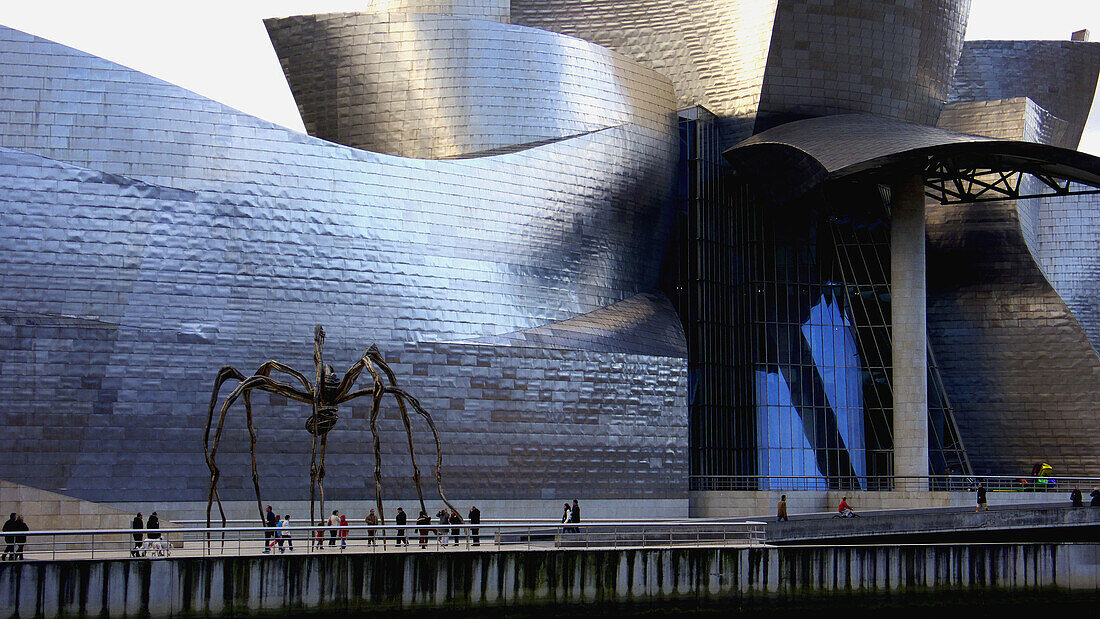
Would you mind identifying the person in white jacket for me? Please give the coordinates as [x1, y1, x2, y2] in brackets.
[327, 510, 341, 547]
[278, 515, 293, 552]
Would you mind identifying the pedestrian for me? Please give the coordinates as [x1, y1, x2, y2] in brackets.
[417, 510, 431, 549]
[1071, 486, 1084, 507]
[395, 507, 408, 546]
[328, 510, 340, 546]
[339, 513, 349, 550]
[569, 499, 581, 534]
[13, 516, 27, 560]
[1091, 489, 1100, 507]
[437, 509, 450, 546]
[130, 512, 144, 557]
[263, 505, 277, 553]
[975, 482, 989, 512]
[314, 520, 325, 550]
[468, 505, 481, 547]
[450, 509, 463, 545]
[279, 515, 294, 552]
[561, 502, 571, 533]
[147, 511, 161, 555]
[365, 509, 379, 546]
[777, 495, 789, 522]
[2, 513, 17, 561]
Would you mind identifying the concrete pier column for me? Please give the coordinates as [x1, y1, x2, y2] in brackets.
[891, 174, 928, 483]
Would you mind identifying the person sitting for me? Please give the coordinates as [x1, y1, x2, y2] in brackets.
[838, 497, 855, 518]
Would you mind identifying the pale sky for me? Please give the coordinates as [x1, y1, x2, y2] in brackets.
[1, 1, 1100, 151]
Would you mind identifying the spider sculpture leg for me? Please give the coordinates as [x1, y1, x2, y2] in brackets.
[387, 388, 458, 517]
[205, 372, 313, 529]
[337, 352, 448, 522]
[376, 362, 428, 515]
[366, 376, 387, 526]
[316, 432, 330, 523]
[205, 367, 246, 529]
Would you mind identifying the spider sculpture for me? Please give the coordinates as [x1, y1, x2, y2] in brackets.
[203, 325, 456, 528]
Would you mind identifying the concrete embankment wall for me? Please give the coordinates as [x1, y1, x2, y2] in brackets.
[2, 545, 1098, 616]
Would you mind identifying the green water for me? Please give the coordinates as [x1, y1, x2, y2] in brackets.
[269, 590, 1099, 618]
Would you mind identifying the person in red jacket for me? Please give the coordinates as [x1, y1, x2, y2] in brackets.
[838, 497, 854, 518]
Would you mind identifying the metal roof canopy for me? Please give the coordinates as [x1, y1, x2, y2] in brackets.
[724, 114, 1100, 206]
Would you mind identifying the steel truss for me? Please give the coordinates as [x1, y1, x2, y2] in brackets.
[924, 155, 1100, 204]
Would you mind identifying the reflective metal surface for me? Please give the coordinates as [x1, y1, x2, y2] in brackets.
[927, 37, 1100, 476]
[949, 40, 1100, 149]
[266, 11, 676, 160]
[513, 0, 970, 147]
[0, 24, 687, 505]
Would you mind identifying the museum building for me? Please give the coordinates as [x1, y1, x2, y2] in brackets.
[1, 0, 1099, 520]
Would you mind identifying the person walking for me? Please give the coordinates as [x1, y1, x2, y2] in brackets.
[437, 509, 450, 547]
[339, 513, 350, 550]
[2, 513, 17, 561]
[417, 510, 431, 549]
[976, 482, 989, 512]
[1071, 486, 1084, 507]
[279, 515, 294, 552]
[314, 520, 325, 550]
[146, 512, 161, 555]
[328, 510, 341, 547]
[365, 509, 379, 546]
[777, 495, 789, 522]
[130, 512, 144, 557]
[569, 500, 581, 534]
[13, 516, 27, 560]
[468, 506, 481, 546]
[395, 507, 408, 546]
[561, 503, 571, 534]
[264, 505, 278, 553]
[1091, 489, 1100, 507]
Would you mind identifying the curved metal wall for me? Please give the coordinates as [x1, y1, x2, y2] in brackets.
[926, 195, 1100, 477]
[511, 0, 781, 145]
[0, 25, 687, 507]
[513, 0, 970, 146]
[362, 0, 509, 21]
[929, 47, 1100, 476]
[753, 0, 969, 134]
[949, 40, 1100, 149]
[265, 12, 676, 160]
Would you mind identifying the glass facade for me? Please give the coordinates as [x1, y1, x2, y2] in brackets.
[678, 165, 973, 490]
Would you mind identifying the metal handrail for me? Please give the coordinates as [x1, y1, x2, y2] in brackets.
[0, 520, 767, 562]
[689, 474, 1100, 492]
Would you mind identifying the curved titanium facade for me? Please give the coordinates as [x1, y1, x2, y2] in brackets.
[265, 12, 676, 160]
[512, 0, 780, 145]
[513, 0, 970, 147]
[949, 40, 1100, 149]
[926, 195, 1100, 476]
[752, 0, 970, 134]
[0, 25, 687, 509]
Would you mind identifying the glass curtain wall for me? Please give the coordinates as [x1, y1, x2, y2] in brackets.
[680, 172, 971, 491]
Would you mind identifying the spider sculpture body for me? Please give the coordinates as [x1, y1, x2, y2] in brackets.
[203, 325, 455, 528]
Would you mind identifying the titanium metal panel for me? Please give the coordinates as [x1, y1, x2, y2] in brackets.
[753, 0, 970, 135]
[0, 25, 687, 506]
[513, 0, 970, 147]
[360, 0, 509, 22]
[949, 40, 1100, 149]
[926, 193, 1100, 476]
[512, 0, 781, 146]
[265, 12, 675, 160]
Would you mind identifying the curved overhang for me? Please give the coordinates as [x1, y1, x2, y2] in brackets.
[724, 114, 1100, 205]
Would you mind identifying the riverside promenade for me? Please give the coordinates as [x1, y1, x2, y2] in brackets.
[0, 514, 1098, 616]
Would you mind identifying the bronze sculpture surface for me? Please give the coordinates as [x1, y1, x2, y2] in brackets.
[204, 325, 455, 528]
